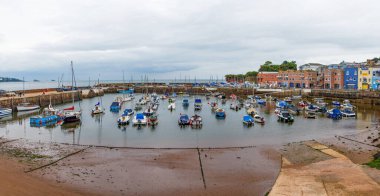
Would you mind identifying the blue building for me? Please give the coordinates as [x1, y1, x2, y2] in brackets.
[372, 67, 380, 90]
[343, 67, 358, 90]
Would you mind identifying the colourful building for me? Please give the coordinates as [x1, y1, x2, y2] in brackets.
[358, 67, 371, 90]
[257, 72, 278, 87]
[323, 69, 344, 89]
[371, 67, 380, 90]
[277, 70, 317, 88]
[343, 67, 358, 90]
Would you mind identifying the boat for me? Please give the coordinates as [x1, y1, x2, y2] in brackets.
[168, 98, 175, 103]
[143, 108, 155, 116]
[0, 108, 12, 118]
[168, 103, 176, 110]
[298, 100, 309, 107]
[91, 102, 104, 115]
[287, 105, 300, 115]
[257, 99, 266, 105]
[123, 109, 134, 116]
[314, 98, 327, 107]
[63, 106, 81, 123]
[246, 107, 257, 116]
[305, 104, 319, 112]
[132, 113, 147, 126]
[327, 108, 342, 120]
[182, 98, 189, 107]
[253, 114, 265, 124]
[117, 115, 130, 125]
[30, 109, 60, 125]
[110, 101, 121, 112]
[304, 110, 316, 118]
[276, 101, 287, 108]
[16, 103, 40, 112]
[178, 114, 191, 125]
[332, 101, 341, 107]
[242, 115, 254, 126]
[215, 108, 226, 118]
[210, 102, 218, 110]
[284, 97, 293, 103]
[341, 102, 354, 110]
[147, 114, 159, 126]
[134, 103, 143, 111]
[277, 110, 294, 123]
[230, 103, 239, 111]
[341, 108, 356, 118]
[190, 114, 202, 127]
[194, 99, 202, 110]
[292, 95, 302, 100]
[230, 94, 237, 100]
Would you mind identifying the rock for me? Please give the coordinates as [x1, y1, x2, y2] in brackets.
[373, 152, 380, 159]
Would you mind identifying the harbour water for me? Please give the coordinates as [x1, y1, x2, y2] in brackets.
[0, 93, 378, 148]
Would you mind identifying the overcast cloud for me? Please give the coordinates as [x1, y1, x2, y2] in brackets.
[0, 0, 380, 80]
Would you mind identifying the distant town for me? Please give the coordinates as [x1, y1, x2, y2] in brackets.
[225, 57, 380, 90]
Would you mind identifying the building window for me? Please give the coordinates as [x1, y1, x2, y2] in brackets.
[346, 71, 349, 75]
[354, 71, 357, 75]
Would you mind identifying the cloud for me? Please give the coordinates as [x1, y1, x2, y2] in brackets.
[0, 0, 380, 80]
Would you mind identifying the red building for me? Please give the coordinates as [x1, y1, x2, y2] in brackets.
[257, 72, 278, 87]
[323, 69, 344, 89]
[277, 70, 317, 88]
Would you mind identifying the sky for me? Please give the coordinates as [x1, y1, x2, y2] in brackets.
[0, 0, 380, 81]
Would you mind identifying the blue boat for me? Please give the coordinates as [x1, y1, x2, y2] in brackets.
[182, 99, 189, 107]
[30, 115, 60, 125]
[178, 114, 190, 125]
[242, 115, 254, 126]
[257, 99, 266, 105]
[194, 98, 202, 110]
[327, 108, 342, 119]
[332, 101, 341, 107]
[215, 108, 226, 118]
[276, 101, 287, 108]
[123, 109, 134, 116]
[110, 102, 121, 112]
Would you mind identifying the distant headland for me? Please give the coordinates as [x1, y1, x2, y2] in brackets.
[0, 77, 23, 82]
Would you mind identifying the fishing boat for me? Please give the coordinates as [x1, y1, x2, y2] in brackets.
[182, 98, 189, 107]
[242, 115, 254, 126]
[91, 102, 104, 115]
[341, 108, 356, 118]
[147, 114, 159, 126]
[117, 115, 130, 125]
[304, 110, 316, 119]
[178, 114, 191, 125]
[17, 103, 40, 112]
[190, 114, 202, 127]
[246, 107, 257, 116]
[327, 108, 342, 120]
[215, 108, 226, 118]
[132, 113, 147, 126]
[277, 110, 294, 123]
[123, 109, 134, 116]
[287, 105, 300, 115]
[143, 107, 155, 116]
[253, 114, 265, 124]
[0, 108, 12, 118]
[168, 103, 176, 111]
[194, 99, 202, 110]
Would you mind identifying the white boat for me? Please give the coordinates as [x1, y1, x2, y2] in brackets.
[92, 105, 104, 115]
[0, 108, 12, 118]
[341, 109, 356, 118]
[246, 107, 257, 116]
[117, 115, 130, 125]
[132, 113, 147, 125]
[168, 103, 176, 110]
[190, 115, 202, 127]
[122, 96, 132, 102]
[253, 114, 265, 123]
[17, 103, 40, 112]
[304, 110, 316, 119]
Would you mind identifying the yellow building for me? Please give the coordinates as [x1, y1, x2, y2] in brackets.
[358, 67, 371, 90]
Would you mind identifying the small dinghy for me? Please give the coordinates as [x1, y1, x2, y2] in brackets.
[92, 102, 104, 115]
[194, 99, 202, 111]
[341, 108, 356, 118]
[242, 115, 254, 126]
[182, 98, 189, 107]
[148, 114, 159, 126]
[178, 114, 191, 125]
[327, 108, 342, 120]
[117, 115, 130, 125]
[304, 110, 316, 119]
[190, 114, 202, 127]
[215, 108, 226, 118]
[143, 108, 155, 116]
[246, 107, 257, 116]
[123, 109, 134, 116]
[253, 114, 265, 124]
[277, 110, 294, 123]
[168, 103, 176, 111]
[132, 113, 147, 126]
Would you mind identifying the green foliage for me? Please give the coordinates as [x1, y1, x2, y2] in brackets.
[245, 71, 258, 77]
[366, 158, 380, 169]
[259, 60, 297, 72]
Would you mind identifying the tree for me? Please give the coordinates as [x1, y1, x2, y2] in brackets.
[245, 71, 258, 77]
